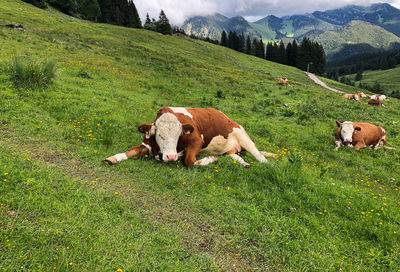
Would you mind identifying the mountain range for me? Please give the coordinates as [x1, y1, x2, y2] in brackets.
[181, 3, 400, 60]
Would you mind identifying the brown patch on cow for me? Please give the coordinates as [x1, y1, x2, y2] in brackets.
[368, 99, 384, 107]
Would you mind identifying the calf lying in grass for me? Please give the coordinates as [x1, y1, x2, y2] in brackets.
[104, 107, 276, 167]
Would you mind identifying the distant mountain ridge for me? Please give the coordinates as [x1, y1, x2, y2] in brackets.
[181, 3, 400, 60]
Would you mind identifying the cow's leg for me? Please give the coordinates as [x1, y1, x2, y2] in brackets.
[103, 144, 149, 165]
[194, 156, 218, 166]
[184, 144, 217, 166]
[354, 142, 366, 151]
[229, 153, 250, 167]
[334, 140, 342, 151]
[236, 129, 268, 163]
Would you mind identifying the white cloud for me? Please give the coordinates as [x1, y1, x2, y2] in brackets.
[134, 0, 400, 25]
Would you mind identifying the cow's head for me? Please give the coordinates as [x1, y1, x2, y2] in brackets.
[336, 120, 361, 145]
[358, 92, 367, 98]
[139, 113, 194, 162]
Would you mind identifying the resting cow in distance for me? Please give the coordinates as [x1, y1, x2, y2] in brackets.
[334, 120, 387, 151]
[104, 107, 276, 167]
[370, 94, 388, 101]
[343, 92, 367, 101]
[278, 77, 291, 87]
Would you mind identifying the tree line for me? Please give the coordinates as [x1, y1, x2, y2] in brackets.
[220, 31, 326, 75]
[327, 49, 400, 80]
[22, 0, 142, 28]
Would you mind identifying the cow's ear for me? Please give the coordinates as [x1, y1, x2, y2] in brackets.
[138, 124, 155, 137]
[182, 124, 194, 135]
[335, 120, 342, 127]
[354, 127, 361, 131]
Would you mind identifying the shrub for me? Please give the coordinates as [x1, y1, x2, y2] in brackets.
[9, 57, 56, 90]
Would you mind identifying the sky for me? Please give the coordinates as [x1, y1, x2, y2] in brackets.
[135, 0, 400, 26]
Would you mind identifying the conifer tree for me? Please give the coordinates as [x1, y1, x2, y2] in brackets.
[98, 0, 114, 23]
[277, 41, 287, 64]
[257, 39, 265, 59]
[245, 35, 251, 55]
[22, 0, 47, 9]
[125, 1, 142, 28]
[156, 10, 172, 35]
[47, 0, 78, 15]
[238, 33, 245, 53]
[220, 30, 228, 47]
[79, 0, 101, 21]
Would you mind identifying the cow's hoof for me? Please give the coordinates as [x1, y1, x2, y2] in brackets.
[243, 163, 251, 168]
[103, 158, 117, 165]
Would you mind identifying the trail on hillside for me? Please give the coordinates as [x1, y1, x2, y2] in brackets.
[306, 72, 344, 94]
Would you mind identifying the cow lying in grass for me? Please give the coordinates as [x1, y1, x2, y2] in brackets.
[370, 94, 388, 101]
[343, 92, 367, 101]
[334, 120, 387, 151]
[104, 107, 276, 167]
[368, 99, 385, 107]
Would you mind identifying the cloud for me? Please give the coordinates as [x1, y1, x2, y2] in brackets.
[134, 0, 400, 25]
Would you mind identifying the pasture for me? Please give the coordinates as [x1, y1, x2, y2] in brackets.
[0, 0, 399, 271]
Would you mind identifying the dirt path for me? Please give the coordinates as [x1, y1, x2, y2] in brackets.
[306, 72, 344, 94]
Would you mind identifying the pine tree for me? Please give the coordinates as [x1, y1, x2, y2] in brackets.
[98, 0, 114, 23]
[257, 39, 265, 59]
[143, 13, 155, 30]
[79, 0, 101, 21]
[125, 1, 142, 28]
[265, 42, 273, 61]
[245, 36, 251, 55]
[277, 41, 287, 64]
[47, 0, 78, 15]
[220, 30, 228, 47]
[238, 33, 245, 53]
[156, 10, 172, 35]
[22, 0, 47, 9]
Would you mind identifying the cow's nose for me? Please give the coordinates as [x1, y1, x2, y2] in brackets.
[166, 154, 177, 161]
[345, 138, 352, 143]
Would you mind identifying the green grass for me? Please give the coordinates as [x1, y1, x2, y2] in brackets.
[346, 65, 400, 96]
[1, 1, 400, 271]
[8, 57, 56, 90]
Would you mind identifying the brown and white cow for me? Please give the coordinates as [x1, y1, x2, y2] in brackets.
[343, 92, 367, 101]
[334, 120, 387, 151]
[370, 94, 388, 101]
[368, 99, 385, 107]
[278, 77, 291, 87]
[103, 107, 276, 167]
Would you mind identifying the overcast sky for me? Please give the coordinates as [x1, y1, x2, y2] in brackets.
[135, 0, 400, 26]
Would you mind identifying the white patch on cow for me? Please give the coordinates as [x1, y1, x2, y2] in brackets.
[334, 140, 342, 151]
[168, 107, 193, 118]
[340, 121, 355, 143]
[114, 153, 128, 162]
[229, 154, 250, 167]
[370, 95, 377, 100]
[381, 127, 386, 134]
[141, 142, 152, 152]
[359, 92, 367, 98]
[155, 113, 182, 161]
[200, 126, 267, 163]
[201, 134, 204, 140]
[194, 156, 218, 166]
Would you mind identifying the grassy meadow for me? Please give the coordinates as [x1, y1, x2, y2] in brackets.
[1, 0, 400, 271]
[346, 65, 400, 96]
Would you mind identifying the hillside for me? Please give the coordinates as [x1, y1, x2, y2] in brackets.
[347, 65, 400, 96]
[315, 20, 400, 60]
[1, 0, 400, 271]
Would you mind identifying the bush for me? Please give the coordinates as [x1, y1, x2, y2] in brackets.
[9, 57, 56, 89]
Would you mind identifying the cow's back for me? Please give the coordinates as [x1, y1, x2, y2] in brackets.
[353, 122, 385, 146]
[186, 108, 240, 147]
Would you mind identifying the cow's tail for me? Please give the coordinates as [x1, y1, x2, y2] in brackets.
[384, 146, 396, 150]
[261, 151, 278, 159]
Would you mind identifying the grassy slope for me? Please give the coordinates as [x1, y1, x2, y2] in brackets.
[346, 65, 400, 95]
[1, 1, 400, 271]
